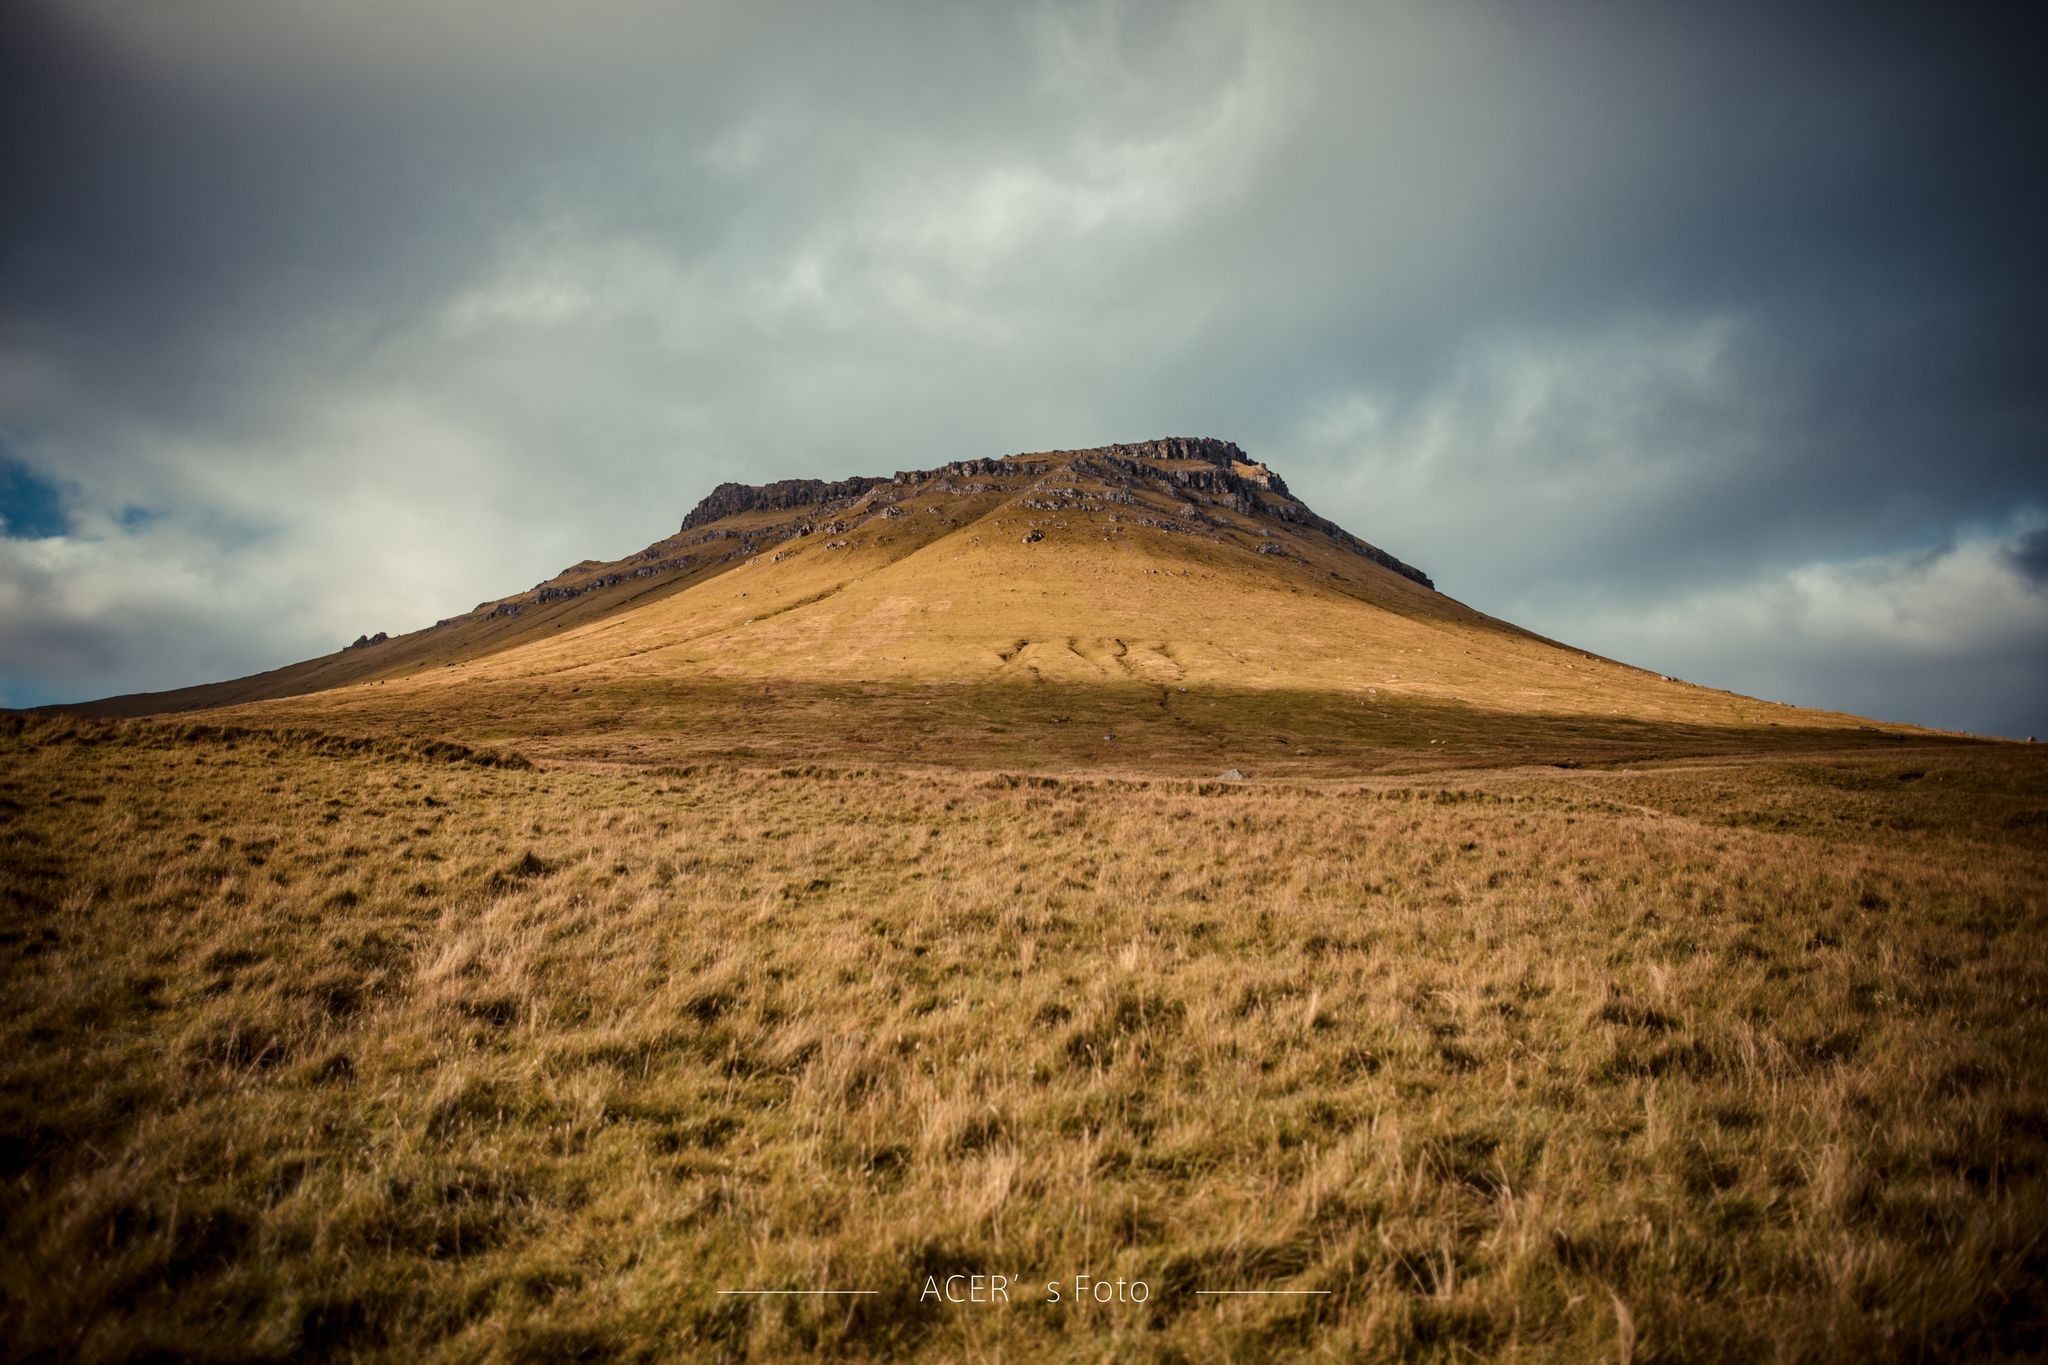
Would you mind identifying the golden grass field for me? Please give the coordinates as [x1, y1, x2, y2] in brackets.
[3, 712, 2044, 1361]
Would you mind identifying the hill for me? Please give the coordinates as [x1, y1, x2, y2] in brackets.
[60, 437, 1920, 774]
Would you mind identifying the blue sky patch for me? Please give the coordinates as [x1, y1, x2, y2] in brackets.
[0, 449, 69, 540]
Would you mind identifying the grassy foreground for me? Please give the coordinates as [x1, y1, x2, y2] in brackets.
[2, 719, 2045, 1360]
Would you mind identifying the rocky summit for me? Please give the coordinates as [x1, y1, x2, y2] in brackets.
[674, 438, 1425, 587]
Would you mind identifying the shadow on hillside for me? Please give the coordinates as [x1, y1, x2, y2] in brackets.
[32, 676, 1993, 778]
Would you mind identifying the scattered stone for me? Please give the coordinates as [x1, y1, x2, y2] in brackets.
[1022, 530, 1044, 543]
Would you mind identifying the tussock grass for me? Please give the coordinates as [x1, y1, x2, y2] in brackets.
[1, 726, 2044, 1359]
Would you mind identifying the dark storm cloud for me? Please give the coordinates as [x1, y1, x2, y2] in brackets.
[1, 0, 2043, 732]
[2012, 530, 2048, 588]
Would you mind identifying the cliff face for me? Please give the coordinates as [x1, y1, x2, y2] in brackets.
[681, 440, 1251, 528]
[1075, 436, 1248, 466]
[679, 476, 887, 531]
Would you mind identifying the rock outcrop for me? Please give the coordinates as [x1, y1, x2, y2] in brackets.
[680, 476, 886, 532]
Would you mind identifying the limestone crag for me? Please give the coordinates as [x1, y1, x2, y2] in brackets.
[679, 476, 887, 532]
[675, 439, 1252, 532]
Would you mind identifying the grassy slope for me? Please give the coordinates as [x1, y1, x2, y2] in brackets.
[1, 721, 2043, 1360]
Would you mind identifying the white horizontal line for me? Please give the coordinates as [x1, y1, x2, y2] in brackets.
[717, 1290, 877, 1296]
[1196, 1289, 1331, 1295]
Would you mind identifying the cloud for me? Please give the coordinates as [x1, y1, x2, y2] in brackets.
[1556, 522, 2048, 738]
[1, 0, 2043, 734]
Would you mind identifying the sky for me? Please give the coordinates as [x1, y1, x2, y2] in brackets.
[2, 0, 2043, 735]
